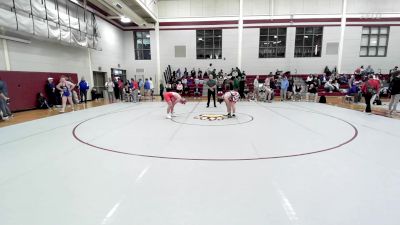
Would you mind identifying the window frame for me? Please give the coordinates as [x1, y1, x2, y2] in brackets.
[360, 26, 389, 57]
[294, 26, 323, 58]
[134, 31, 151, 60]
[259, 27, 287, 58]
[196, 29, 223, 60]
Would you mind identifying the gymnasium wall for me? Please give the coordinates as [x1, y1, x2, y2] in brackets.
[159, 29, 238, 75]
[341, 26, 400, 74]
[158, 0, 239, 18]
[90, 17, 127, 79]
[158, 0, 400, 18]
[0, 43, 5, 70]
[123, 30, 158, 82]
[0, 16, 127, 100]
[242, 26, 340, 74]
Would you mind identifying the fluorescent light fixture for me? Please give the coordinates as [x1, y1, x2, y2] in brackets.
[120, 16, 131, 23]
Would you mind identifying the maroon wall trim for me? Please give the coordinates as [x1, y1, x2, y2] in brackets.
[160, 27, 238, 30]
[0, 71, 78, 111]
[243, 18, 341, 24]
[160, 20, 239, 26]
[347, 17, 400, 22]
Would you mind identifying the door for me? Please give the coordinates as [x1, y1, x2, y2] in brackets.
[93, 71, 106, 98]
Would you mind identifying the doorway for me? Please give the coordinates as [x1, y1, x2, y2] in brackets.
[93, 71, 106, 98]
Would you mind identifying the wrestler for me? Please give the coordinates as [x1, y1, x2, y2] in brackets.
[163, 91, 186, 119]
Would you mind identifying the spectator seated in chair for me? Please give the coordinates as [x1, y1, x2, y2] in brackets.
[37, 92, 51, 109]
[176, 81, 183, 94]
[91, 88, 100, 101]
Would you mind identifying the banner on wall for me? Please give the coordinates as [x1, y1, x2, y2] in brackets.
[0, 8, 17, 30]
[17, 13, 34, 34]
[34, 17, 49, 38]
[48, 21, 61, 40]
[0, 0, 100, 50]
[61, 26, 71, 43]
[31, 0, 46, 19]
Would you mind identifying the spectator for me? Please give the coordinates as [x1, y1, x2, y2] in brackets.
[388, 71, 400, 115]
[206, 74, 217, 108]
[361, 75, 380, 113]
[78, 76, 89, 104]
[324, 80, 337, 92]
[45, 77, 59, 107]
[239, 76, 246, 99]
[37, 92, 51, 109]
[354, 65, 364, 75]
[113, 78, 119, 101]
[118, 78, 124, 100]
[144, 78, 151, 100]
[160, 81, 165, 101]
[132, 79, 139, 102]
[207, 63, 214, 75]
[253, 75, 259, 101]
[365, 65, 374, 75]
[370, 75, 382, 107]
[287, 77, 294, 100]
[149, 77, 154, 101]
[56, 77, 75, 113]
[306, 74, 313, 85]
[306, 83, 318, 102]
[91, 88, 100, 101]
[264, 77, 273, 103]
[347, 82, 362, 103]
[293, 84, 303, 101]
[191, 68, 196, 77]
[176, 81, 183, 94]
[184, 68, 188, 77]
[105, 78, 115, 103]
[0, 78, 12, 120]
[280, 76, 289, 101]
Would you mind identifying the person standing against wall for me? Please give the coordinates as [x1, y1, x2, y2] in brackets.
[78, 76, 89, 104]
[105, 78, 115, 103]
[149, 77, 154, 101]
[0, 78, 12, 120]
[388, 71, 400, 115]
[206, 74, 217, 108]
[160, 81, 165, 101]
[280, 76, 289, 101]
[253, 76, 259, 101]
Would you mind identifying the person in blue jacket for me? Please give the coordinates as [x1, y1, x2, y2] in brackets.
[78, 76, 90, 103]
[280, 76, 289, 101]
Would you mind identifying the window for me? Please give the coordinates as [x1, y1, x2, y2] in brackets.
[196, 30, 222, 59]
[360, 27, 389, 57]
[294, 27, 323, 57]
[134, 31, 151, 60]
[259, 28, 286, 58]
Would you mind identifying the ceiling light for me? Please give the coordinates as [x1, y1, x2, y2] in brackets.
[120, 16, 131, 23]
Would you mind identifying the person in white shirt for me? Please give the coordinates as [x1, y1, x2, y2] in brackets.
[253, 76, 259, 101]
[149, 77, 154, 100]
[105, 78, 115, 103]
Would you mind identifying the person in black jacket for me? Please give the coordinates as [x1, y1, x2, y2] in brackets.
[388, 71, 400, 115]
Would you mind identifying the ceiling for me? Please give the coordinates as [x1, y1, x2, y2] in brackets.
[81, 0, 158, 29]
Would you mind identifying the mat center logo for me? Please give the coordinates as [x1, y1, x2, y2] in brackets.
[194, 114, 226, 121]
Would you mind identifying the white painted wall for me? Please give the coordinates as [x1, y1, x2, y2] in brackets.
[7, 39, 89, 76]
[242, 26, 340, 75]
[123, 30, 158, 82]
[159, 29, 238, 74]
[341, 26, 400, 74]
[90, 17, 127, 78]
[158, 0, 239, 18]
[0, 42, 6, 70]
[347, 0, 400, 14]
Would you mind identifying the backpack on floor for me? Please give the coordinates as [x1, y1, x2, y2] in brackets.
[374, 96, 382, 105]
[319, 95, 327, 103]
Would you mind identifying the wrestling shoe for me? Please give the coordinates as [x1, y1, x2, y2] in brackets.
[166, 114, 172, 119]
